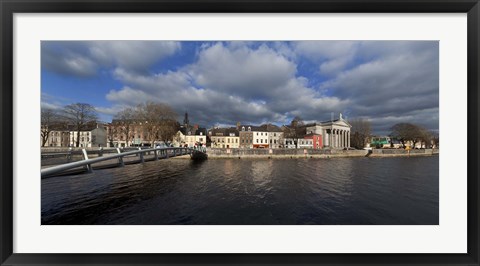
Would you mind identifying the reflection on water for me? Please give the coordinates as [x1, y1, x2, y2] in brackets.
[42, 157, 439, 225]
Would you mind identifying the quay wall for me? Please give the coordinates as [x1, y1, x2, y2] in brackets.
[369, 148, 439, 157]
[206, 148, 439, 159]
[41, 147, 439, 160]
[207, 148, 366, 159]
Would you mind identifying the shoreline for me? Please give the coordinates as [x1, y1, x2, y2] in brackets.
[171, 149, 439, 159]
[41, 147, 439, 161]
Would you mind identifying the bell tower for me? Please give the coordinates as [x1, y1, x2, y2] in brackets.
[183, 112, 189, 128]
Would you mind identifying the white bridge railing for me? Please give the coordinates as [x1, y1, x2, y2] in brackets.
[41, 146, 207, 178]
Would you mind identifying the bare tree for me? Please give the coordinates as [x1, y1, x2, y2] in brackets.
[135, 102, 178, 145]
[430, 131, 439, 148]
[112, 107, 136, 147]
[390, 123, 427, 148]
[283, 116, 305, 148]
[41, 108, 58, 147]
[350, 118, 371, 149]
[62, 103, 98, 147]
[158, 120, 180, 143]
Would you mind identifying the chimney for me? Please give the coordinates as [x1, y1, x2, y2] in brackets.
[236, 122, 241, 130]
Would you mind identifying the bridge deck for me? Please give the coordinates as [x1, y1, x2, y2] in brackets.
[41, 147, 207, 178]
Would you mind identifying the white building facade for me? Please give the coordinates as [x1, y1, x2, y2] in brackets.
[305, 113, 352, 149]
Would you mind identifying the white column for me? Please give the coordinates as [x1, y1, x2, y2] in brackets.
[337, 129, 340, 148]
[338, 130, 341, 148]
[336, 129, 339, 148]
[341, 130, 344, 148]
[332, 129, 335, 148]
[347, 131, 350, 147]
[329, 130, 332, 147]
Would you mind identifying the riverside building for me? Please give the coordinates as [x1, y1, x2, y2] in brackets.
[305, 113, 351, 149]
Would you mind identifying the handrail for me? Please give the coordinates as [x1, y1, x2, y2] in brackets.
[41, 147, 206, 178]
[41, 147, 138, 158]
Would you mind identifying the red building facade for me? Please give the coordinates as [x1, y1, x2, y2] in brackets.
[304, 134, 323, 149]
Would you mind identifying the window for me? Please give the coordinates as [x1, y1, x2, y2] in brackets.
[248, 127, 251, 131]
[228, 139, 230, 143]
[256, 132, 258, 136]
[242, 126, 245, 131]
[274, 140, 277, 144]
[270, 139, 272, 144]
[236, 139, 238, 143]
[274, 133, 276, 137]
[260, 139, 263, 143]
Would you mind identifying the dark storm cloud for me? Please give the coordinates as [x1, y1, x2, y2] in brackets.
[42, 41, 181, 77]
[318, 41, 439, 132]
[42, 42, 98, 77]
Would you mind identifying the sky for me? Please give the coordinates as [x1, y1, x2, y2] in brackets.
[41, 41, 439, 135]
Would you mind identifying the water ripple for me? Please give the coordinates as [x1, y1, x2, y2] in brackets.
[42, 157, 439, 225]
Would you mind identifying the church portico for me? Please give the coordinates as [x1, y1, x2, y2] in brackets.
[305, 113, 352, 149]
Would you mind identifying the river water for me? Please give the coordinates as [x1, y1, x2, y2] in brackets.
[41, 156, 439, 225]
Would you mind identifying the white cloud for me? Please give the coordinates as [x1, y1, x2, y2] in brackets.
[106, 86, 153, 106]
[188, 42, 297, 99]
[104, 42, 351, 127]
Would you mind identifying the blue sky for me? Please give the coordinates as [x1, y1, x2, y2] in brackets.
[41, 41, 439, 135]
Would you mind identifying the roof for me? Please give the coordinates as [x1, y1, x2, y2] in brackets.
[180, 125, 207, 136]
[209, 127, 239, 136]
[48, 121, 102, 132]
[260, 124, 283, 132]
[304, 133, 321, 138]
[195, 128, 207, 135]
[237, 124, 283, 132]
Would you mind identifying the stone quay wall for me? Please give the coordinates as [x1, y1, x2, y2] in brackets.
[207, 148, 367, 159]
[370, 148, 439, 157]
[206, 148, 439, 159]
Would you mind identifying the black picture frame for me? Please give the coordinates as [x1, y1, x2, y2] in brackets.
[1, 0, 479, 265]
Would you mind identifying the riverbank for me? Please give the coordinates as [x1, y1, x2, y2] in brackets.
[41, 147, 439, 160]
[173, 148, 439, 159]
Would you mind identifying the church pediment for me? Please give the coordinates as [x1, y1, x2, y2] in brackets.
[334, 119, 351, 128]
[320, 119, 351, 128]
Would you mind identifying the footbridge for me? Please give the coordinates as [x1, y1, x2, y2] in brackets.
[41, 147, 207, 178]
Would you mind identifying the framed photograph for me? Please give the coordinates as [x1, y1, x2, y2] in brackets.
[1, 0, 479, 265]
